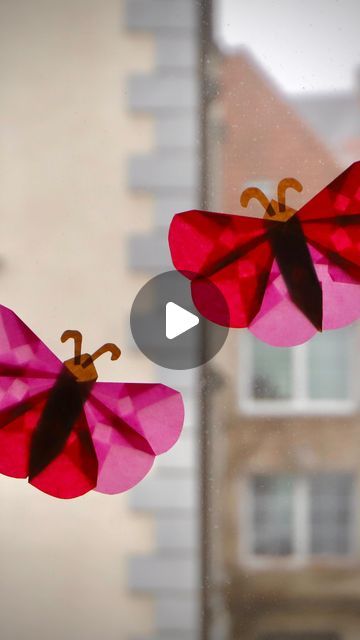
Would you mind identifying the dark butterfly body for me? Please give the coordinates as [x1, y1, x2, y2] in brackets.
[29, 367, 96, 482]
[267, 215, 323, 331]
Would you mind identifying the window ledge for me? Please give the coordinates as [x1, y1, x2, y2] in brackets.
[239, 399, 358, 417]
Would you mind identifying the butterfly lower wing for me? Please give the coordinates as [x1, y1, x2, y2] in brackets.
[29, 404, 98, 499]
[0, 392, 49, 478]
[248, 243, 360, 345]
[248, 257, 319, 346]
[298, 162, 360, 278]
[84, 383, 184, 494]
[169, 210, 274, 327]
[0, 382, 98, 501]
[0, 305, 66, 485]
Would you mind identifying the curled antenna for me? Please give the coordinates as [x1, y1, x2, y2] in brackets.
[240, 187, 270, 210]
[82, 343, 121, 370]
[240, 187, 276, 216]
[90, 343, 121, 364]
[61, 330, 83, 365]
[277, 178, 303, 212]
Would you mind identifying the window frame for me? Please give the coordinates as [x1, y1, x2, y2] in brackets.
[239, 473, 358, 569]
[238, 331, 358, 416]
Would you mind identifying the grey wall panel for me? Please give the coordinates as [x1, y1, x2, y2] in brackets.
[156, 516, 199, 551]
[126, 2, 201, 638]
[154, 193, 198, 227]
[129, 74, 198, 112]
[182, 396, 198, 429]
[129, 555, 198, 591]
[126, 0, 196, 32]
[156, 36, 197, 69]
[127, 232, 170, 271]
[156, 596, 198, 631]
[156, 114, 199, 149]
[156, 433, 196, 471]
[156, 367, 198, 391]
[129, 151, 199, 191]
[130, 474, 197, 511]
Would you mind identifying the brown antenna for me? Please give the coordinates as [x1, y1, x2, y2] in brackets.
[61, 330, 83, 365]
[240, 178, 303, 221]
[277, 178, 303, 212]
[240, 187, 274, 215]
[81, 343, 121, 370]
[91, 343, 121, 363]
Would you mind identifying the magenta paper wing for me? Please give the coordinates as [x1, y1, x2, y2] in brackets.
[84, 383, 184, 494]
[0, 304, 61, 379]
[250, 164, 360, 345]
[0, 304, 63, 479]
[169, 210, 274, 328]
[249, 245, 360, 346]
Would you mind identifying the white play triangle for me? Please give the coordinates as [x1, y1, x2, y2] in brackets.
[166, 302, 199, 340]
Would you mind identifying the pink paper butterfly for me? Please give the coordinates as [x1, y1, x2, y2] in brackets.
[169, 163, 360, 346]
[0, 305, 184, 499]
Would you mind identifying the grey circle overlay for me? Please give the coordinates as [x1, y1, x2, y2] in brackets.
[130, 270, 229, 370]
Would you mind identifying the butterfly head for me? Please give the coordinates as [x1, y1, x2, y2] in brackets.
[61, 330, 121, 383]
[240, 178, 303, 222]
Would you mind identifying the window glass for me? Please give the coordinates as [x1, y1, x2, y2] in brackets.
[250, 473, 354, 557]
[252, 475, 294, 555]
[252, 341, 292, 399]
[246, 324, 353, 408]
[310, 473, 354, 555]
[308, 329, 351, 400]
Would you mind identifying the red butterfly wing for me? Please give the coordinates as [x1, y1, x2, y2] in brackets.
[0, 394, 98, 499]
[298, 161, 360, 279]
[0, 304, 61, 479]
[0, 305, 98, 499]
[29, 404, 98, 499]
[84, 382, 184, 494]
[169, 210, 274, 327]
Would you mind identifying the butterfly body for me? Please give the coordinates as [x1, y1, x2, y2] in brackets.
[169, 163, 360, 346]
[28, 366, 96, 484]
[266, 215, 323, 331]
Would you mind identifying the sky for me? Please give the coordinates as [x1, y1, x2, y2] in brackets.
[216, 0, 360, 93]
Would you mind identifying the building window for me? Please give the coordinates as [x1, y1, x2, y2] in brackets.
[240, 326, 356, 415]
[247, 473, 355, 560]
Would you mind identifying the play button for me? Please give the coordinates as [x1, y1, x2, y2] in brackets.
[130, 270, 229, 369]
[166, 302, 199, 340]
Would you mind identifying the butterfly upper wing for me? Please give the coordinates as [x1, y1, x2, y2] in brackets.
[169, 210, 274, 327]
[0, 304, 61, 376]
[298, 161, 360, 279]
[84, 382, 184, 494]
[0, 304, 62, 479]
[0, 305, 98, 499]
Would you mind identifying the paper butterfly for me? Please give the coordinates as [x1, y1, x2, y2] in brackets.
[0, 305, 184, 499]
[169, 162, 360, 346]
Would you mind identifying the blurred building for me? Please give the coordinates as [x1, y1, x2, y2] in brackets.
[208, 50, 360, 640]
[220, 51, 339, 215]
